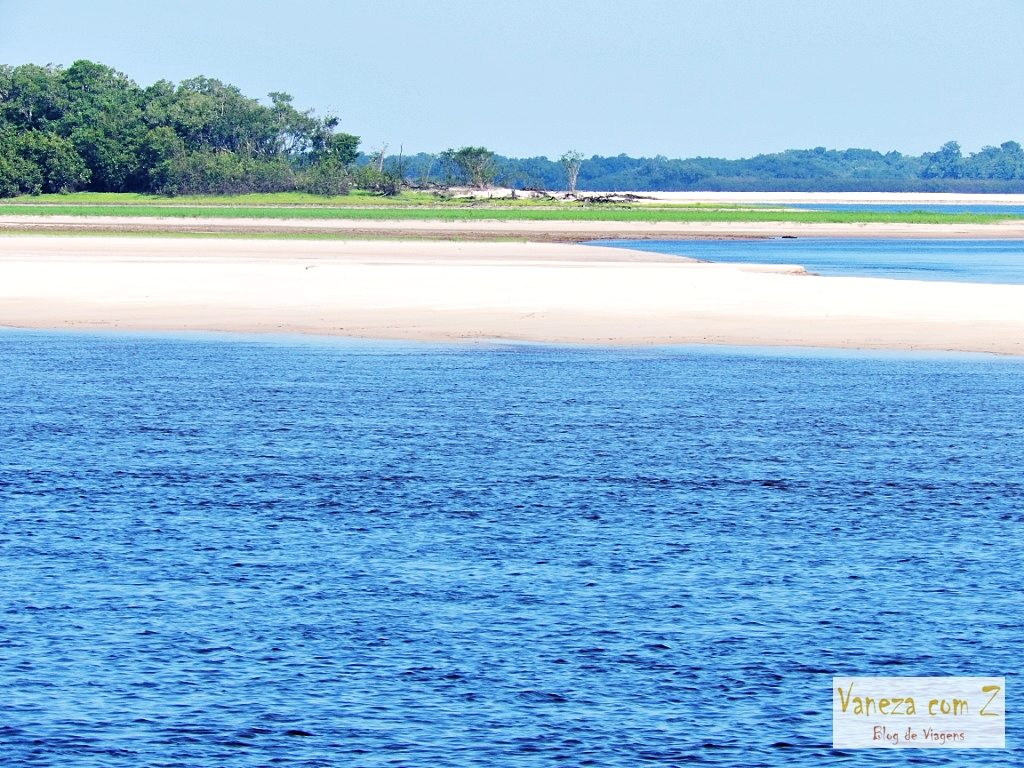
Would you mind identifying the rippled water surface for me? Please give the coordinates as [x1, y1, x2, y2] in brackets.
[792, 204, 1024, 216]
[599, 238, 1024, 283]
[2, 331, 1022, 766]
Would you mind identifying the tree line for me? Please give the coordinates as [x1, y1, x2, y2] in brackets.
[0, 60, 361, 197]
[3, 60, 1024, 197]
[399, 142, 1024, 193]
[369, 141, 1024, 194]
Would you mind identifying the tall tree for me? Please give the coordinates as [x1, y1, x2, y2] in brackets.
[922, 141, 965, 179]
[560, 150, 584, 193]
[59, 60, 147, 191]
[442, 146, 496, 188]
[0, 64, 67, 129]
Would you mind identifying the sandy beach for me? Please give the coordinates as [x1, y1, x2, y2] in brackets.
[2, 235, 1023, 355]
[577, 191, 1024, 206]
[4, 214, 1024, 241]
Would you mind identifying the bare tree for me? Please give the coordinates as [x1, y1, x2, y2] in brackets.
[417, 153, 436, 187]
[373, 143, 389, 173]
[560, 150, 584, 194]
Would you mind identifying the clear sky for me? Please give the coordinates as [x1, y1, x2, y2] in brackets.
[3, 0, 1023, 160]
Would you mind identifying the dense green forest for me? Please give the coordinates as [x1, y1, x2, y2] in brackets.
[0, 60, 361, 197]
[484, 142, 1024, 193]
[3, 60, 1024, 197]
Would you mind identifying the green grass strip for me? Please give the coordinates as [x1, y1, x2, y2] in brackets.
[1, 203, 1019, 224]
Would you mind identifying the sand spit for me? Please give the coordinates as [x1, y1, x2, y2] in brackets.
[3, 214, 1024, 241]
[590, 191, 1024, 206]
[2, 236, 1022, 355]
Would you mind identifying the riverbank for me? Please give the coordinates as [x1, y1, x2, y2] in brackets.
[4, 215, 1024, 241]
[2, 236, 1022, 355]
[572, 191, 1024, 206]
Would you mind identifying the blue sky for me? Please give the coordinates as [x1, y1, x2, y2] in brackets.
[3, 0, 1023, 159]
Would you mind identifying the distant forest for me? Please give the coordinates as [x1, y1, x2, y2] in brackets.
[3, 60, 1024, 197]
[383, 143, 1024, 194]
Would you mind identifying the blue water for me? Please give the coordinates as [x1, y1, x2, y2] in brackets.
[2, 331, 1022, 767]
[791, 204, 1024, 216]
[597, 238, 1024, 283]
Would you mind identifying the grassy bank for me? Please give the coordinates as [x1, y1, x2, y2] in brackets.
[3, 191, 443, 207]
[1, 197, 1019, 225]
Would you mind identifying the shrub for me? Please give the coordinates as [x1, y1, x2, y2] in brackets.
[300, 159, 351, 196]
